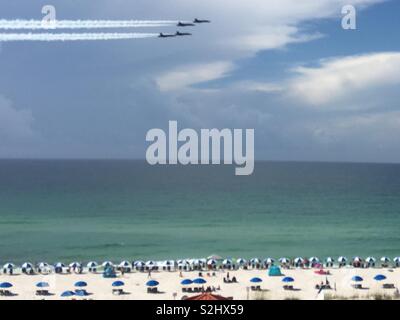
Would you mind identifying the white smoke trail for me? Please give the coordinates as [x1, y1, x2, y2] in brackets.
[0, 33, 159, 42]
[0, 19, 182, 30]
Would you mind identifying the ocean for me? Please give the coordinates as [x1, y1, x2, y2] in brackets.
[0, 160, 399, 263]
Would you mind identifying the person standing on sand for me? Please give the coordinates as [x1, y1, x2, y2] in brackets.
[148, 270, 151, 278]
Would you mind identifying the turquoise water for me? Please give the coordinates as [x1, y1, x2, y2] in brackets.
[0, 160, 399, 263]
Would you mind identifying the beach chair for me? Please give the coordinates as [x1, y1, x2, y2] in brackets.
[383, 283, 395, 289]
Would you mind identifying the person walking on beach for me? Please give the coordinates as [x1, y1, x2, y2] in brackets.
[148, 270, 152, 278]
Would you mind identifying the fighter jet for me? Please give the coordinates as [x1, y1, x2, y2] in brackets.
[176, 31, 192, 36]
[177, 21, 195, 27]
[193, 18, 211, 23]
[159, 33, 176, 38]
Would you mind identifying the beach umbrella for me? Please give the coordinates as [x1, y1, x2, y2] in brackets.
[374, 274, 386, 281]
[250, 258, 261, 264]
[75, 281, 87, 287]
[0, 282, 13, 288]
[188, 259, 201, 266]
[119, 261, 131, 268]
[134, 261, 145, 267]
[36, 282, 49, 288]
[177, 259, 189, 265]
[38, 262, 50, 268]
[181, 279, 193, 285]
[163, 260, 174, 266]
[61, 291, 75, 297]
[279, 257, 289, 264]
[112, 281, 125, 287]
[102, 261, 114, 268]
[55, 262, 65, 268]
[380, 257, 390, 263]
[338, 256, 347, 263]
[264, 258, 275, 265]
[394, 257, 400, 265]
[351, 276, 363, 282]
[3, 263, 15, 269]
[366, 257, 376, 263]
[236, 258, 247, 265]
[309, 257, 320, 263]
[207, 259, 217, 266]
[222, 259, 233, 266]
[193, 278, 207, 284]
[146, 280, 159, 287]
[294, 257, 304, 264]
[282, 277, 294, 283]
[353, 257, 362, 263]
[22, 262, 33, 269]
[250, 277, 263, 283]
[69, 262, 81, 268]
[87, 261, 98, 268]
[326, 257, 334, 263]
[75, 290, 89, 297]
[145, 260, 156, 266]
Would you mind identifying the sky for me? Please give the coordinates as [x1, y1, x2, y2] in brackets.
[0, 0, 399, 162]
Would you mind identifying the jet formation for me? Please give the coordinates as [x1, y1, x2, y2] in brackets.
[159, 18, 210, 38]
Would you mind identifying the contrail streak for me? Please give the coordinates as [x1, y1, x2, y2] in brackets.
[0, 33, 159, 41]
[0, 19, 181, 30]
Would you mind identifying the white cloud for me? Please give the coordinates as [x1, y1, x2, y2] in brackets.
[232, 81, 283, 93]
[289, 52, 400, 106]
[155, 61, 234, 91]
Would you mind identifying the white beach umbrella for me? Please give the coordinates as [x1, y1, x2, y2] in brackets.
[294, 257, 304, 264]
[145, 260, 156, 266]
[188, 259, 200, 266]
[199, 258, 207, 264]
[326, 257, 334, 263]
[366, 257, 376, 263]
[119, 261, 131, 268]
[265, 258, 275, 264]
[207, 255, 222, 261]
[134, 261, 145, 267]
[309, 257, 320, 263]
[22, 262, 33, 269]
[394, 257, 400, 263]
[250, 258, 261, 264]
[55, 262, 65, 268]
[69, 262, 81, 268]
[279, 257, 289, 264]
[222, 259, 233, 266]
[177, 259, 189, 266]
[236, 258, 247, 265]
[38, 262, 50, 269]
[207, 259, 217, 265]
[353, 256, 362, 262]
[102, 261, 114, 268]
[380, 257, 390, 263]
[3, 263, 15, 269]
[87, 261, 98, 268]
[163, 260, 174, 266]
[338, 256, 347, 263]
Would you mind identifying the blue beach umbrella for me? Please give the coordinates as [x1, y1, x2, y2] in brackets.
[146, 280, 159, 287]
[112, 281, 125, 287]
[351, 276, 363, 282]
[282, 277, 294, 283]
[61, 291, 75, 297]
[193, 278, 207, 284]
[0, 282, 13, 288]
[250, 277, 263, 283]
[181, 279, 193, 285]
[374, 274, 386, 281]
[75, 281, 87, 287]
[75, 289, 89, 296]
[36, 282, 49, 288]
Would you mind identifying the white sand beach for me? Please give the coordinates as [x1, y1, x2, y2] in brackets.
[0, 267, 399, 300]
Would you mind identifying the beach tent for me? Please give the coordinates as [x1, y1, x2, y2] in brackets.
[103, 266, 117, 278]
[75, 289, 89, 297]
[268, 266, 283, 276]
